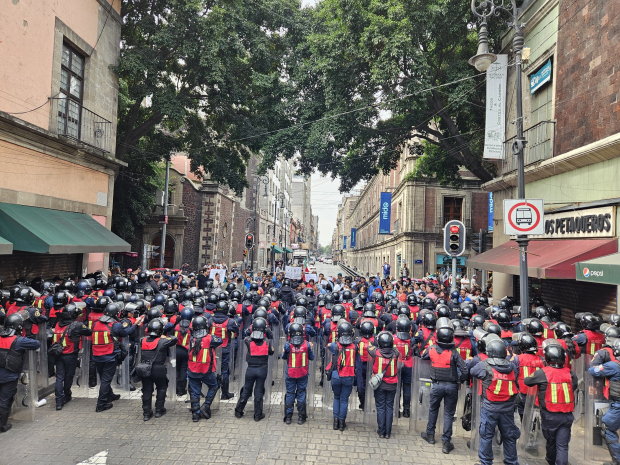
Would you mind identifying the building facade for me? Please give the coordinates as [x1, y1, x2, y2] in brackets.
[337, 144, 489, 278]
[0, 0, 129, 281]
[470, 0, 620, 319]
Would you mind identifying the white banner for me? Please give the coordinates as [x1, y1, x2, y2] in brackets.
[305, 273, 318, 283]
[285, 266, 302, 280]
[483, 54, 508, 159]
[209, 268, 226, 280]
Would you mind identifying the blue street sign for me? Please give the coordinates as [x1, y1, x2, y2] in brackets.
[379, 192, 392, 234]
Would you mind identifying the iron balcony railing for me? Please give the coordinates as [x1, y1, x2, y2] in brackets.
[502, 121, 556, 174]
[51, 98, 113, 153]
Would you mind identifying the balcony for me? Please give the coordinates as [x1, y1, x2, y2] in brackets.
[51, 98, 113, 153]
[501, 121, 555, 174]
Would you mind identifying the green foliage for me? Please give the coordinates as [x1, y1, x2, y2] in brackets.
[113, 0, 299, 240]
[319, 244, 332, 255]
[260, 0, 503, 191]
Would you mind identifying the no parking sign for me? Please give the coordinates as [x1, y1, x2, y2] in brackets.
[504, 199, 545, 235]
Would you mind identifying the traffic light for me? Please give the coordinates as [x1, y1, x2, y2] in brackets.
[443, 220, 466, 256]
[473, 230, 487, 253]
[243, 249, 248, 257]
[245, 234, 254, 249]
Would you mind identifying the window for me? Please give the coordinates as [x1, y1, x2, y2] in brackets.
[57, 43, 85, 140]
[444, 197, 463, 222]
[531, 81, 553, 125]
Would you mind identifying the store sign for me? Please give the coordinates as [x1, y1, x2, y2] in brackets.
[379, 192, 392, 234]
[530, 59, 552, 94]
[484, 54, 508, 159]
[343, 236, 347, 250]
[530, 206, 615, 239]
[488, 192, 494, 232]
[436, 255, 467, 266]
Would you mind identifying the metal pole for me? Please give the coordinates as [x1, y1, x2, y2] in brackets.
[272, 199, 276, 274]
[142, 243, 148, 270]
[251, 181, 257, 273]
[451, 256, 457, 292]
[513, 23, 530, 320]
[159, 158, 170, 268]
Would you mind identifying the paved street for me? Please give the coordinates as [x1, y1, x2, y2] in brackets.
[312, 262, 347, 278]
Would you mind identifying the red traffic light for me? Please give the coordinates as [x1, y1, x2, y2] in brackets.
[450, 225, 459, 233]
[247, 235, 253, 241]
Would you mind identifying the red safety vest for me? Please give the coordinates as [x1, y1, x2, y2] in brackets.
[188, 335, 215, 374]
[236, 303, 244, 315]
[87, 311, 103, 330]
[518, 353, 544, 394]
[329, 321, 338, 344]
[175, 323, 191, 350]
[358, 337, 374, 363]
[408, 305, 419, 321]
[211, 318, 230, 348]
[534, 335, 545, 357]
[53, 323, 80, 354]
[474, 353, 489, 392]
[270, 301, 280, 312]
[249, 340, 269, 356]
[420, 326, 436, 349]
[343, 302, 353, 315]
[394, 337, 413, 367]
[321, 308, 332, 323]
[6, 304, 27, 316]
[92, 321, 114, 356]
[583, 330, 605, 356]
[454, 336, 472, 361]
[372, 353, 398, 384]
[288, 341, 309, 378]
[541, 366, 574, 413]
[541, 321, 555, 339]
[429, 346, 451, 367]
[483, 364, 517, 402]
[335, 343, 356, 377]
[501, 329, 513, 340]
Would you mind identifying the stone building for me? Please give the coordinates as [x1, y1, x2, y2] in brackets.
[0, 0, 129, 280]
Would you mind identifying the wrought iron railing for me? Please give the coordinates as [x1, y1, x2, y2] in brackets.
[502, 121, 555, 174]
[51, 98, 112, 153]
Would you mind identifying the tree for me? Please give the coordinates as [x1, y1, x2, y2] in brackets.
[113, 0, 299, 239]
[260, 0, 501, 191]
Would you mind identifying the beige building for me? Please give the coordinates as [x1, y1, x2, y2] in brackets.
[0, 0, 128, 280]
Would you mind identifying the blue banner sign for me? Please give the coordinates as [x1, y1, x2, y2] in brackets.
[379, 192, 392, 234]
[350, 228, 356, 248]
[530, 59, 552, 94]
[343, 236, 347, 249]
[488, 192, 494, 232]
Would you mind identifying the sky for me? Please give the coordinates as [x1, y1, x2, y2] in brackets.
[311, 175, 343, 247]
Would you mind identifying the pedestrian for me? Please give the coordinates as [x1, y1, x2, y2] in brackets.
[325, 321, 361, 431]
[282, 323, 316, 425]
[187, 316, 223, 422]
[52, 303, 92, 410]
[368, 331, 400, 439]
[0, 314, 41, 433]
[92, 303, 141, 412]
[235, 317, 274, 421]
[469, 338, 521, 465]
[420, 320, 467, 453]
[138, 318, 177, 421]
[524, 341, 577, 465]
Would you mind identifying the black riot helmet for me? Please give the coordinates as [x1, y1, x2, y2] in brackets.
[553, 322, 573, 339]
[486, 338, 508, 359]
[179, 279, 190, 290]
[193, 290, 204, 300]
[611, 338, 620, 358]
[114, 293, 126, 303]
[471, 314, 485, 329]
[534, 306, 548, 320]
[103, 288, 116, 299]
[388, 298, 399, 312]
[436, 298, 448, 306]
[342, 290, 353, 302]
[1, 313, 24, 337]
[407, 294, 418, 306]
[219, 291, 229, 302]
[549, 305, 563, 322]
[204, 279, 214, 290]
[396, 316, 412, 340]
[516, 333, 539, 354]
[230, 290, 242, 302]
[397, 304, 410, 318]
[362, 303, 376, 318]
[192, 316, 211, 338]
[337, 321, 355, 345]
[146, 306, 164, 322]
[577, 312, 600, 330]
[372, 292, 384, 304]
[251, 317, 268, 340]
[104, 303, 121, 320]
[436, 326, 455, 344]
[331, 304, 346, 322]
[352, 297, 364, 311]
[164, 299, 178, 316]
[41, 281, 56, 295]
[288, 323, 305, 346]
[147, 318, 164, 338]
[526, 318, 545, 336]
[324, 294, 335, 310]
[257, 298, 270, 309]
[115, 278, 128, 292]
[376, 331, 394, 349]
[207, 293, 219, 305]
[249, 282, 259, 292]
[226, 282, 236, 293]
[332, 292, 341, 303]
[76, 279, 93, 297]
[358, 292, 368, 303]
[253, 307, 269, 321]
[360, 320, 375, 338]
[422, 297, 435, 310]
[143, 287, 154, 298]
[422, 311, 437, 329]
[152, 294, 166, 307]
[477, 333, 501, 354]
[243, 292, 253, 304]
[94, 296, 111, 312]
[215, 300, 229, 314]
[451, 319, 465, 331]
[60, 280, 76, 294]
[282, 279, 291, 287]
[485, 323, 502, 337]
[296, 296, 309, 309]
[543, 341, 566, 368]
[137, 271, 148, 283]
[94, 278, 107, 290]
[304, 288, 315, 298]
[436, 304, 451, 319]
[16, 287, 34, 305]
[53, 291, 69, 309]
[604, 314, 620, 328]
[478, 295, 489, 307]
[602, 323, 620, 341]
[496, 310, 512, 328]
[460, 305, 474, 320]
[293, 306, 307, 324]
[181, 290, 193, 303]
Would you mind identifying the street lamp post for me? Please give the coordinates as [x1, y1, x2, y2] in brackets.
[284, 211, 293, 266]
[469, 0, 529, 319]
[251, 176, 268, 273]
[272, 192, 286, 273]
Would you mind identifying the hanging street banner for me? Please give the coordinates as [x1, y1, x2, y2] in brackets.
[343, 236, 347, 249]
[488, 192, 494, 232]
[483, 54, 508, 159]
[379, 192, 392, 234]
[350, 228, 356, 248]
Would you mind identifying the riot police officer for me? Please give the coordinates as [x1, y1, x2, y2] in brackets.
[368, 331, 400, 439]
[355, 320, 376, 410]
[235, 317, 274, 421]
[282, 323, 316, 425]
[211, 300, 239, 400]
[138, 319, 177, 420]
[0, 313, 41, 432]
[174, 307, 193, 396]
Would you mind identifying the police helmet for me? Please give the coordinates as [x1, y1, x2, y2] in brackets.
[362, 303, 376, 318]
[534, 306, 548, 320]
[249, 282, 259, 292]
[358, 292, 368, 303]
[337, 321, 355, 345]
[253, 308, 269, 321]
[460, 304, 474, 320]
[471, 314, 485, 329]
[486, 338, 507, 360]
[552, 322, 573, 339]
[484, 323, 502, 337]
[1, 313, 24, 337]
[257, 298, 270, 309]
[146, 306, 163, 322]
[543, 340, 566, 368]
[179, 279, 190, 290]
[450, 290, 459, 301]
[516, 333, 539, 354]
[421, 311, 437, 329]
[496, 310, 512, 328]
[191, 316, 210, 338]
[215, 300, 229, 314]
[396, 317, 412, 340]
[436, 297, 448, 306]
[478, 296, 489, 307]
[549, 305, 563, 321]
[147, 318, 164, 338]
[226, 282, 236, 293]
[331, 304, 346, 322]
[60, 280, 77, 294]
[53, 291, 70, 309]
[360, 320, 375, 338]
[332, 292, 341, 303]
[422, 297, 435, 310]
[304, 288, 315, 298]
[324, 294, 335, 310]
[293, 306, 307, 324]
[372, 292, 384, 304]
[436, 326, 454, 344]
[104, 303, 121, 319]
[296, 296, 309, 308]
[251, 317, 268, 340]
[436, 304, 451, 319]
[288, 323, 305, 345]
[342, 290, 353, 302]
[114, 293, 126, 303]
[376, 331, 394, 349]
[103, 288, 116, 299]
[230, 290, 242, 302]
[163, 299, 178, 316]
[397, 304, 410, 318]
[352, 297, 364, 311]
[16, 287, 34, 305]
[407, 294, 418, 306]
[526, 318, 544, 337]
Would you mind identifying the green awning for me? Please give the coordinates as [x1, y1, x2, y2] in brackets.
[271, 246, 284, 253]
[283, 247, 293, 253]
[0, 203, 130, 254]
[576, 252, 620, 286]
[0, 234, 13, 255]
